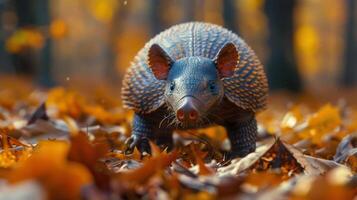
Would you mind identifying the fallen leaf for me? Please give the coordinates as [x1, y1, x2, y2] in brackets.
[5, 140, 93, 200]
[27, 103, 49, 125]
[114, 151, 177, 187]
[218, 137, 349, 178]
[68, 132, 111, 190]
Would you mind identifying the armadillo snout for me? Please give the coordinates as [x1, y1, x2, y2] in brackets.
[176, 97, 199, 123]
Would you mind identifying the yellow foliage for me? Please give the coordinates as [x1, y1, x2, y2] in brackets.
[0, 128, 32, 168]
[0, 150, 16, 168]
[299, 104, 341, 144]
[295, 25, 319, 76]
[88, 0, 119, 23]
[5, 28, 44, 54]
[197, 126, 227, 143]
[50, 19, 68, 39]
[307, 104, 341, 130]
[46, 87, 84, 118]
[280, 105, 304, 132]
[84, 105, 126, 124]
[257, 109, 283, 135]
[116, 26, 148, 74]
[183, 192, 215, 200]
[46, 87, 128, 124]
[242, 0, 264, 10]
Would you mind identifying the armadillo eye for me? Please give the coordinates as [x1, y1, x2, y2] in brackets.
[170, 82, 175, 91]
[208, 81, 216, 91]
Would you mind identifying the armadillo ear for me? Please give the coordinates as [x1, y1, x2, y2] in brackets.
[214, 43, 238, 78]
[148, 44, 173, 80]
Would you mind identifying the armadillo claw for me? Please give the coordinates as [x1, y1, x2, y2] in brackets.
[124, 135, 151, 155]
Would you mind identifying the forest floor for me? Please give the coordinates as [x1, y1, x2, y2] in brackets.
[0, 76, 356, 200]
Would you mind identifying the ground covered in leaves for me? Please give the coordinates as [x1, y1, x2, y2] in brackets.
[0, 78, 356, 200]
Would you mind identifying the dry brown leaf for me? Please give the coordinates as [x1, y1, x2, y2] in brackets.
[5, 140, 93, 200]
[191, 144, 214, 176]
[114, 151, 178, 187]
[218, 138, 349, 178]
[291, 167, 355, 200]
[27, 103, 49, 125]
[1, 79, 357, 199]
[68, 132, 112, 191]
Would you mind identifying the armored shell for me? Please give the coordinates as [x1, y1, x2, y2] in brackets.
[122, 22, 268, 114]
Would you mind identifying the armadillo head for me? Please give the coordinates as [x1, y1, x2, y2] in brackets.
[148, 43, 238, 126]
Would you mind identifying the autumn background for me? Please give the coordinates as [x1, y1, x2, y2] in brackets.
[0, 0, 356, 92]
[0, 0, 356, 200]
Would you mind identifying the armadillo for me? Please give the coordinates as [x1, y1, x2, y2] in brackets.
[122, 22, 268, 158]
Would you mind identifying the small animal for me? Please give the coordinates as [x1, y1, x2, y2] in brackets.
[122, 22, 268, 158]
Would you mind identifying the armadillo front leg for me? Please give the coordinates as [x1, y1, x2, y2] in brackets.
[155, 129, 174, 152]
[125, 113, 154, 154]
[225, 116, 257, 158]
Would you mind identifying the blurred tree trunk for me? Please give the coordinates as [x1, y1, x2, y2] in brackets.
[149, 0, 163, 37]
[264, 0, 302, 91]
[106, 4, 128, 85]
[223, 0, 239, 34]
[0, 3, 15, 73]
[12, 0, 36, 75]
[342, 0, 357, 86]
[148, 0, 196, 37]
[34, 0, 54, 86]
[182, 0, 195, 22]
[13, 0, 54, 86]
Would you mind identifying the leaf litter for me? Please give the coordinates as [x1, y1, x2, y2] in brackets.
[0, 81, 356, 200]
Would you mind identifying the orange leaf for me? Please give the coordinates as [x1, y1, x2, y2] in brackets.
[6, 140, 93, 200]
[116, 151, 177, 186]
[191, 145, 214, 176]
[68, 132, 111, 190]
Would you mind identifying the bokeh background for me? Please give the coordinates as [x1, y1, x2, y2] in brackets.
[0, 0, 356, 94]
